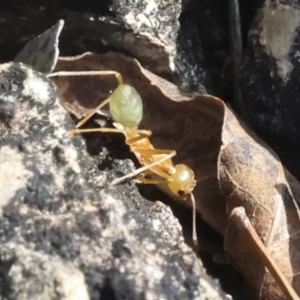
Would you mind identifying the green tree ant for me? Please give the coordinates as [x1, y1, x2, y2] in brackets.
[49, 70, 198, 245]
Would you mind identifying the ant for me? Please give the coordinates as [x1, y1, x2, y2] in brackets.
[49, 70, 198, 245]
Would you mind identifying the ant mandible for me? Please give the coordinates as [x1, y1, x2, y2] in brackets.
[49, 70, 198, 245]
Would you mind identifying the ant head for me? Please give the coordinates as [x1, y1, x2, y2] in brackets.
[168, 164, 198, 245]
[167, 164, 196, 199]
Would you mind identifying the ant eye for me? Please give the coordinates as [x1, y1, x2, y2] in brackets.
[177, 190, 185, 196]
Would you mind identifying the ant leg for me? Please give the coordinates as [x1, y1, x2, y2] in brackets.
[136, 172, 169, 185]
[230, 207, 298, 300]
[132, 148, 176, 174]
[137, 178, 169, 185]
[48, 70, 124, 85]
[134, 148, 175, 155]
[75, 97, 111, 128]
[70, 127, 152, 137]
[111, 150, 176, 185]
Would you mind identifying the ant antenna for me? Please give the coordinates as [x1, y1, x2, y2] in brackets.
[196, 175, 213, 183]
[190, 193, 198, 245]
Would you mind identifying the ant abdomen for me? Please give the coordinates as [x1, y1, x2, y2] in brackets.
[110, 84, 143, 128]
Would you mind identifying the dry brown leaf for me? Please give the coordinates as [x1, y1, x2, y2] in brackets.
[219, 107, 300, 298]
[52, 52, 300, 299]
